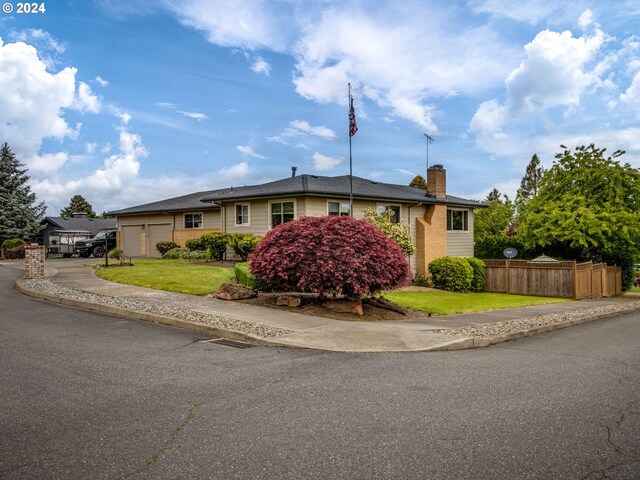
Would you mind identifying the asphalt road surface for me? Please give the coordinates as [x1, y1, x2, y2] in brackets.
[1, 266, 639, 479]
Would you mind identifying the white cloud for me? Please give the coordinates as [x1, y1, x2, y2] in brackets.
[578, 9, 594, 30]
[468, 0, 568, 25]
[620, 70, 640, 111]
[178, 111, 209, 120]
[288, 120, 335, 139]
[26, 152, 70, 176]
[94, 75, 109, 87]
[471, 14, 607, 143]
[470, 99, 507, 134]
[73, 81, 101, 113]
[86, 142, 97, 154]
[236, 145, 266, 159]
[250, 56, 271, 76]
[8, 28, 66, 67]
[312, 152, 341, 170]
[157, 102, 176, 109]
[292, 5, 517, 131]
[267, 119, 336, 145]
[505, 26, 605, 115]
[0, 38, 77, 156]
[32, 127, 145, 199]
[164, 0, 293, 52]
[165, 1, 518, 132]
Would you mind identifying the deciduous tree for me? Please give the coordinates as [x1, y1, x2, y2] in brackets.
[517, 144, 640, 289]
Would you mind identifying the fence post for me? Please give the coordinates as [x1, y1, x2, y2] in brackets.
[572, 261, 577, 299]
[505, 259, 510, 294]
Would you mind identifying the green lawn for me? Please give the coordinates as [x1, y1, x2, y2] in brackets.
[95, 259, 235, 295]
[630, 286, 640, 293]
[385, 290, 571, 315]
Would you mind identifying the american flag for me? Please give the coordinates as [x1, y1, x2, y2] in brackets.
[349, 96, 358, 137]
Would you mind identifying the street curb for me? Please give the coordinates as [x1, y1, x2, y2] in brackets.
[14, 276, 640, 353]
[14, 278, 295, 350]
[468, 305, 640, 348]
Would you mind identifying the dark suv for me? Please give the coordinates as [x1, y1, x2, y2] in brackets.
[74, 230, 117, 258]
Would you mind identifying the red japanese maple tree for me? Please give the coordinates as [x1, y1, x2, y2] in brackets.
[250, 216, 409, 298]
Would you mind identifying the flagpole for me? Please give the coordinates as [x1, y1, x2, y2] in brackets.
[348, 82, 353, 217]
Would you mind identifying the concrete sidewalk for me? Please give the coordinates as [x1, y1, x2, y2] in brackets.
[8, 258, 640, 352]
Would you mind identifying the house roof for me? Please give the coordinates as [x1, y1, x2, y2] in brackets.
[109, 174, 484, 216]
[41, 217, 117, 236]
[107, 189, 229, 216]
[201, 174, 484, 208]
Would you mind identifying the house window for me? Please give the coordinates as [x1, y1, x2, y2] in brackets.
[447, 209, 469, 231]
[271, 201, 295, 227]
[184, 213, 203, 229]
[328, 201, 351, 217]
[235, 204, 250, 226]
[377, 204, 401, 223]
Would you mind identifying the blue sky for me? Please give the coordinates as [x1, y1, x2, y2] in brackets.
[1, 0, 640, 214]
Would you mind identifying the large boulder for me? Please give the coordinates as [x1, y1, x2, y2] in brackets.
[215, 283, 257, 300]
[323, 299, 364, 316]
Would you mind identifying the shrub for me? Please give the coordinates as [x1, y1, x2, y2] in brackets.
[234, 262, 271, 291]
[5, 245, 26, 259]
[363, 208, 415, 257]
[412, 274, 432, 287]
[185, 237, 205, 251]
[108, 247, 123, 260]
[228, 233, 262, 261]
[428, 256, 473, 292]
[465, 257, 486, 292]
[200, 232, 229, 261]
[161, 248, 207, 260]
[156, 241, 178, 256]
[250, 216, 409, 298]
[2, 238, 26, 258]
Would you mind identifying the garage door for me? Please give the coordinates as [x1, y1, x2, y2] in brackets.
[147, 224, 172, 258]
[120, 226, 143, 257]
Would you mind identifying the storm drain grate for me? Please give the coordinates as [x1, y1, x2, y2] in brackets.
[200, 338, 253, 349]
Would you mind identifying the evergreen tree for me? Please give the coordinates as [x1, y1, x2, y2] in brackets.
[60, 194, 97, 218]
[486, 188, 501, 202]
[516, 154, 544, 208]
[0, 143, 46, 243]
[409, 175, 427, 190]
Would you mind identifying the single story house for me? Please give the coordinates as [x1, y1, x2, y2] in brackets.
[36, 214, 116, 248]
[108, 165, 484, 275]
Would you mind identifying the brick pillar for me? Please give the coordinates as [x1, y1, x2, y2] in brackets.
[24, 245, 46, 279]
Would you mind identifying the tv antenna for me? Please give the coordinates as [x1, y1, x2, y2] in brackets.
[424, 134, 434, 170]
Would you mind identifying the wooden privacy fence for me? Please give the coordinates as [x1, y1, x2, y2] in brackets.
[484, 259, 622, 299]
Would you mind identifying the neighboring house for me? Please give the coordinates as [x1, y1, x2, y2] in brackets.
[37, 214, 117, 248]
[108, 165, 484, 274]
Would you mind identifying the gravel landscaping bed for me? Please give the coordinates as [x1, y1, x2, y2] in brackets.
[21, 278, 294, 338]
[429, 301, 640, 338]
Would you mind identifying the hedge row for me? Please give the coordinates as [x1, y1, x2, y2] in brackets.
[428, 256, 486, 292]
[233, 262, 271, 291]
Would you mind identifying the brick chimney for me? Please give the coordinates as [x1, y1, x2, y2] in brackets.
[427, 164, 446, 199]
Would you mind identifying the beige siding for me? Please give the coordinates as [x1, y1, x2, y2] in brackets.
[115, 210, 221, 257]
[117, 213, 175, 228]
[446, 209, 475, 257]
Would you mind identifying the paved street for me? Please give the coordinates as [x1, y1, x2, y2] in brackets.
[1, 266, 639, 479]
